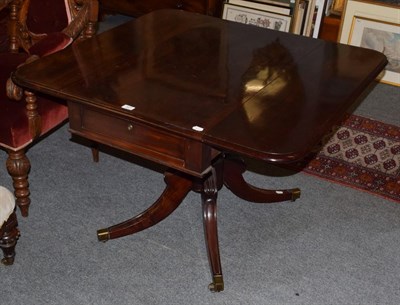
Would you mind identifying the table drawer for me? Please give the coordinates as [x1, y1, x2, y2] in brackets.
[82, 107, 185, 160]
[68, 103, 219, 176]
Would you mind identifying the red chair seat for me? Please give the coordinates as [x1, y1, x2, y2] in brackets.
[28, 32, 72, 57]
[0, 52, 68, 150]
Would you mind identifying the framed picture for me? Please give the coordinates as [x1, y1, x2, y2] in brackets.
[339, 0, 400, 86]
[222, 3, 292, 33]
[349, 17, 399, 86]
[311, 0, 326, 38]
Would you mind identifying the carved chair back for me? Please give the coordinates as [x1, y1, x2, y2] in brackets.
[9, 0, 98, 54]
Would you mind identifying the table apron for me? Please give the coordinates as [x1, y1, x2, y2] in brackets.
[67, 101, 220, 177]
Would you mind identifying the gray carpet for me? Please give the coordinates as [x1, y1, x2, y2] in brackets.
[1, 16, 400, 305]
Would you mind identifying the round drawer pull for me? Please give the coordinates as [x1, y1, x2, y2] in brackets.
[127, 124, 134, 131]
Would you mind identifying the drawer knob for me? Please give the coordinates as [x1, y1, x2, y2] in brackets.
[127, 124, 134, 131]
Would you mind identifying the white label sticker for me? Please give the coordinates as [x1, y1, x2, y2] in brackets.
[192, 126, 204, 132]
[121, 104, 135, 111]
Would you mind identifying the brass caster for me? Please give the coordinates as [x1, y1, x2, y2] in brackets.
[1, 257, 15, 265]
[291, 188, 301, 201]
[208, 275, 224, 292]
[97, 228, 110, 242]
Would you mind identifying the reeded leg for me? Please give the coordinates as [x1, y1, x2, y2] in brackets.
[223, 155, 300, 203]
[97, 170, 193, 241]
[201, 168, 224, 292]
[0, 211, 20, 265]
[6, 150, 31, 217]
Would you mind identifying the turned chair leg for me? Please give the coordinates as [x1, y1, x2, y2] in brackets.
[6, 149, 31, 217]
[0, 211, 19, 265]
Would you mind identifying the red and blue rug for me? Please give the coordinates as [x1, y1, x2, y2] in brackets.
[292, 114, 400, 202]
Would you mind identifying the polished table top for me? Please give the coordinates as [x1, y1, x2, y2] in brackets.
[12, 9, 387, 292]
[13, 9, 387, 165]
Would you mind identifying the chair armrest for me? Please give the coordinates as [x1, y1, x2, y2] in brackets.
[63, 0, 99, 40]
[7, 55, 41, 139]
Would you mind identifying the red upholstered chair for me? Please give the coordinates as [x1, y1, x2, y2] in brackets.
[0, 0, 98, 217]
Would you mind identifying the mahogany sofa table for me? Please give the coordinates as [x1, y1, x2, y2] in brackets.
[13, 9, 386, 292]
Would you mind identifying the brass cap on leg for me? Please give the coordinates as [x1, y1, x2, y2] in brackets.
[208, 274, 224, 292]
[97, 228, 110, 242]
[291, 188, 301, 201]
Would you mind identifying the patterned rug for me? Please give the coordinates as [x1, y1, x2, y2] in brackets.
[290, 114, 400, 203]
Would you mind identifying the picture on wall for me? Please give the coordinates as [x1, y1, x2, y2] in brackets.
[349, 17, 400, 86]
[222, 3, 292, 32]
[339, 0, 400, 86]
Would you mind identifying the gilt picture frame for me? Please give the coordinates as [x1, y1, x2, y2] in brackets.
[339, 0, 400, 86]
[349, 16, 399, 86]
